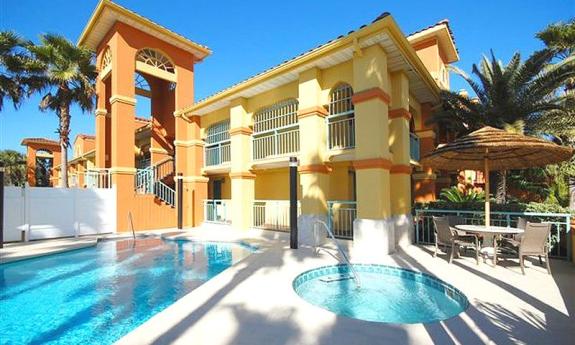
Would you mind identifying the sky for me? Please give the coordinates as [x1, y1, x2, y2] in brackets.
[0, 0, 573, 154]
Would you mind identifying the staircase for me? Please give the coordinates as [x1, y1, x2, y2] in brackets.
[135, 157, 176, 207]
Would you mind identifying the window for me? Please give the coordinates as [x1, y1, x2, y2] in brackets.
[253, 99, 298, 134]
[136, 48, 175, 74]
[101, 47, 111, 71]
[205, 120, 231, 166]
[327, 84, 355, 150]
[252, 99, 300, 160]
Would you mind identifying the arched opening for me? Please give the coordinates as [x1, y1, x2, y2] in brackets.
[35, 149, 53, 187]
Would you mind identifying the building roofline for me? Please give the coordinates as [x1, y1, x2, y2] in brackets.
[185, 13, 441, 115]
[78, 0, 211, 60]
[21, 138, 60, 147]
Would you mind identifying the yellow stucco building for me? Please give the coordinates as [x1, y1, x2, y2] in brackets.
[42, 0, 460, 250]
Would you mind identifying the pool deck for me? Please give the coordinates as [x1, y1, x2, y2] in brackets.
[115, 226, 574, 345]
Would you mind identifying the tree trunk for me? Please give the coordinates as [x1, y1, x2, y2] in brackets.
[496, 170, 507, 204]
[59, 104, 71, 188]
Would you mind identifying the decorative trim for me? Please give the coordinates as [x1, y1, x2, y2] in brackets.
[150, 147, 169, 154]
[229, 127, 253, 136]
[175, 176, 209, 183]
[351, 87, 391, 105]
[94, 108, 108, 117]
[352, 158, 392, 170]
[173, 109, 185, 118]
[229, 171, 256, 179]
[297, 106, 328, 119]
[109, 167, 137, 174]
[415, 129, 435, 139]
[173, 139, 204, 147]
[389, 108, 411, 120]
[298, 164, 331, 174]
[390, 164, 412, 174]
[109, 95, 137, 106]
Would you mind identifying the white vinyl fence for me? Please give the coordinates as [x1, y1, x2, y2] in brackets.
[3, 186, 117, 242]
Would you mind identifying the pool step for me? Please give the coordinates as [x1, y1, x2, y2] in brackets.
[320, 274, 355, 283]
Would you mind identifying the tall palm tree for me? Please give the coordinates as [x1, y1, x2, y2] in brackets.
[27, 34, 97, 187]
[429, 50, 575, 202]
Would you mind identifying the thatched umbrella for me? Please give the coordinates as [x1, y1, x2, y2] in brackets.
[421, 126, 574, 226]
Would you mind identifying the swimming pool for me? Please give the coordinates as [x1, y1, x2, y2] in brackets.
[293, 264, 468, 324]
[0, 238, 256, 344]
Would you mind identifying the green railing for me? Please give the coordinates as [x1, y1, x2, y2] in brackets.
[414, 208, 572, 260]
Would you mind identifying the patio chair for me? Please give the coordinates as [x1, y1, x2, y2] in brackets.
[447, 215, 466, 236]
[433, 216, 479, 264]
[502, 222, 552, 275]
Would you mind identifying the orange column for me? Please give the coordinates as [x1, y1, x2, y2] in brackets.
[174, 59, 207, 227]
[413, 102, 437, 202]
[109, 31, 137, 231]
[25, 146, 36, 186]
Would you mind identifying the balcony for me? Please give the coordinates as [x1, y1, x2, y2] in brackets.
[204, 199, 231, 224]
[410, 133, 420, 162]
[252, 127, 299, 161]
[205, 142, 231, 167]
[328, 116, 355, 150]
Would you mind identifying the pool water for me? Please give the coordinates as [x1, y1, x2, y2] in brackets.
[0, 238, 255, 345]
[293, 264, 468, 324]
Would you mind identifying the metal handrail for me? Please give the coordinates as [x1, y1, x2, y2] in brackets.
[314, 219, 361, 288]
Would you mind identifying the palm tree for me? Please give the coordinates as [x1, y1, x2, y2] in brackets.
[536, 19, 575, 210]
[0, 31, 41, 111]
[429, 50, 575, 202]
[0, 149, 27, 186]
[27, 34, 97, 187]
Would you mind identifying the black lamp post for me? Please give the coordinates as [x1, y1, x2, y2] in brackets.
[289, 156, 298, 249]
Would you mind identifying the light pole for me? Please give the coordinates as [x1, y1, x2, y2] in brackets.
[289, 156, 298, 249]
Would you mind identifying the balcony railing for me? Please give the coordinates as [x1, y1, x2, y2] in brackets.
[252, 127, 299, 161]
[253, 200, 300, 231]
[327, 115, 355, 150]
[204, 199, 231, 223]
[414, 208, 572, 260]
[327, 201, 357, 239]
[205, 142, 231, 167]
[410, 133, 420, 162]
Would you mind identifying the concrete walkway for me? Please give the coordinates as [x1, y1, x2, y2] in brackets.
[0, 238, 97, 264]
[116, 227, 574, 345]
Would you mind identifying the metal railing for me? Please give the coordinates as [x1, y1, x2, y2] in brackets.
[252, 127, 299, 160]
[135, 167, 155, 194]
[154, 181, 175, 207]
[414, 208, 572, 259]
[204, 199, 231, 223]
[410, 133, 420, 161]
[327, 114, 355, 150]
[67, 169, 111, 188]
[205, 142, 231, 167]
[327, 201, 357, 239]
[253, 200, 300, 231]
[135, 157, 174, 194]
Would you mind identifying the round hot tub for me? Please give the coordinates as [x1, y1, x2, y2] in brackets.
[293, 264, 468, 324]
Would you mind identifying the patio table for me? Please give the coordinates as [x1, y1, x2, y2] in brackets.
[455, 225, 524, 267]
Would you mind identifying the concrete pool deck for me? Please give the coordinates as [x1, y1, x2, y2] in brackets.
[114, 226, 574, 345]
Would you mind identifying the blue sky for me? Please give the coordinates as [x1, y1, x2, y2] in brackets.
[0, 0, 573, 154]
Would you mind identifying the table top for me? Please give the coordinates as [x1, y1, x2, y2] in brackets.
[455, 224, 525, 234]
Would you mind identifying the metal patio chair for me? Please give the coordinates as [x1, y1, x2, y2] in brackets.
[433, 216, 480, 264]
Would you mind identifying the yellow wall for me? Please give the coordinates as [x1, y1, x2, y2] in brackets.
[327, 163, 355, 201]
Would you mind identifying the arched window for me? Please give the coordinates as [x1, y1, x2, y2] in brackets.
[252, 99, 299, 160]
[136, 48, 175, 74]
[253, 99, 299, 133]
[327, 83, 355, 150]
[329, 83, 354, 116]
[100, 47, 112, 71]
[205, 120, 231, 166]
